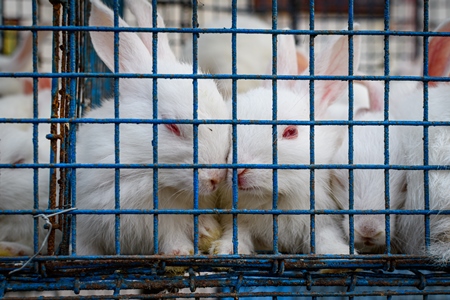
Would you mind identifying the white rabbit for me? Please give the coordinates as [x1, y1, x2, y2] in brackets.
[0, 89, 54, 256]
[75, 0, 229, 256]
[210, 31, 362, 255]
[0, 29, 51, 97]
[182, 15, 310, 99]
[392, 20, 450, 263]
[330, 105, 407, 254]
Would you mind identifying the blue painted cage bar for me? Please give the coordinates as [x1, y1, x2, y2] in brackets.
[0, 0, 450, 298]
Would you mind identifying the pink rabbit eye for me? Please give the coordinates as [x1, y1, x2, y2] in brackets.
[282, 125, 298, 139]
[165, 123, 181, 136]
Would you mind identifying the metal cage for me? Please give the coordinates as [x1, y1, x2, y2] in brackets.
[1, 0, 450, 298]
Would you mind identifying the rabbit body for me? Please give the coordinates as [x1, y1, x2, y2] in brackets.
[392, 19, 450, 261]
[75, 0, 229, 255]
[0, 89, 53, 255]
[395, 84, 450, 262]
[330, 110, 407, 254]
[212, 88, 349, 255]
[210, 30, 363, 255]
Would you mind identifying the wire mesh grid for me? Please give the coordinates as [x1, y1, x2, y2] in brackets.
[1, 0, 450, 298]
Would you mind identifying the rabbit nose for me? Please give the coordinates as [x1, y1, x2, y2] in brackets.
[209, 178, 219, 191]
[357, 226, 383, 240]
[208, 169, 226, 190]
[237, 168, 247, 187]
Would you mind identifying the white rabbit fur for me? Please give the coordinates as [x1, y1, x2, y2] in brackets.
[392, 19, 450, 262]
[326, 18, 450, 254]
[182, 15, 272, 99]
[183, 15, 312, 99]
[330, 108, 407, 254]
[75, 0, 229, 256]
[393, 83, 450, 262]
[211, 31, 362, 255]
[0, 89, 54, 256]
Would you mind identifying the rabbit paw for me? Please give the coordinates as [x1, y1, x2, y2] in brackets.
[210, 239, 252, 255]
[163, 247, 194, 276]
[0, 242, 33, 257]
[166, 248, 194, 256]
[198, 217, 222, 254]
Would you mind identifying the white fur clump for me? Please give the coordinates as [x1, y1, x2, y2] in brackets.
[0, 89, 54, 256]
[210, 29, 361, 255]
[75, 0, 229, 256]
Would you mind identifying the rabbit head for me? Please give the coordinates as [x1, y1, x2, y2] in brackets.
[87, 0, 230, 196]
[226, 31, 361, 198]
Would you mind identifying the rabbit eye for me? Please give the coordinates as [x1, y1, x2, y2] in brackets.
[165, 124, 181, 136]
[282, 125, 298, 139]
[12, 158, 25, 165]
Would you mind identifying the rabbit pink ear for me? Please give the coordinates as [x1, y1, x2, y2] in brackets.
[263, 33, 298, 89]
[310, 27, 362, 116]
[125, 0, 176, 62]
[89, 0, 153, 74]
[428, 19, 450, 87]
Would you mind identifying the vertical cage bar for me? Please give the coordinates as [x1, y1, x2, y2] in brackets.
[422, 0, 430, 251]
[152, 0, 160, 254]
[191, 0, 200, 255]
[347, 0, 355, 256]
[112, 0, 121, 256]
[31, 0, 40, 255]
[383, 0, 392, 254]
[308, 0, 316, 255]
[50, 1, 64, 254]
[231, 0, 238, 255]
[68, 0, 78, 257]
[271, 0, 279, 254]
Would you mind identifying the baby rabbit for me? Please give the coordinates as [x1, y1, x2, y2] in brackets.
[75, 0, 229, 256]
[182, 15, 309, 99]
[394, 19, 450, 262]
[330, 103, 407, 254]
[0, 89, 54, 256]
[211, 31, 361, 255]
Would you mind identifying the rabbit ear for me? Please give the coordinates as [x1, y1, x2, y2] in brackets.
[428, 19, 450, 87]
[125, 0, 176, 62]
[263, 33, 298, 89]
[307, 26, 361, 116]
[89, 0, 153, 74]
